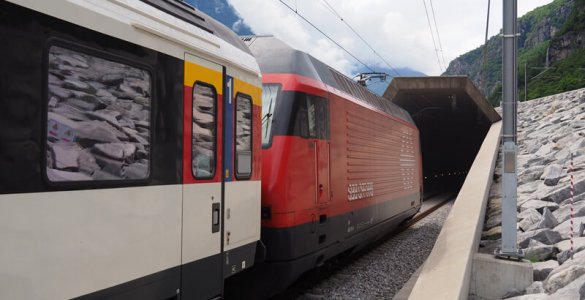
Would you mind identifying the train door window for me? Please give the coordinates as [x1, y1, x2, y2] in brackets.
[192, 82, 217, 179]
[235, 93, 252, 179]
[315, 97, 330, 140]
[45, 45, 151, 182]
[307, 98, 317, 138]
[292, 97, 309, 138]
[306, 95, 329, 140]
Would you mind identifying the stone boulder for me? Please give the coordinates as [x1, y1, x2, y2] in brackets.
[482, 226, 502, 240]
[541, 177, 585, 204]
[555, 237, 585, 264]
[552, 200, 585, 223]
[530, 208, 558, 231]
[505, 293, 549, 299]
[533, 260, 559, 281]
[518, 229, 562, 248]
[502, 288, 524, 299]
[553, 216, 585, 240]
[485, 213, 502, 230]
[489, 181, 502, 198]
[559, 192, 585, 207]
[540, 164, 564, 186]
[518, 181, 541, 196]
[519, 209, 542, 232]
[544, 250, 585, 293]
[524, 239, 556, 262]
[520, 165, 546, 182]
[525, 281, 545, 294]
[555, 237, 585, 254]
[548, 273, 585, 300]
[519, 200, 559, 213]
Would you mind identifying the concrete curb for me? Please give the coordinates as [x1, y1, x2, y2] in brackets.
[407, 121, 502, 300]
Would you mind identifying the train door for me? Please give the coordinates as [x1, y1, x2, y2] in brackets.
[308, 95, 330, 206]
[222, 69, 262, 277]
[181, 53, 224, 299]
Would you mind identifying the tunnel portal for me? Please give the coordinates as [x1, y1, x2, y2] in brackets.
[384, 76, 501, 194]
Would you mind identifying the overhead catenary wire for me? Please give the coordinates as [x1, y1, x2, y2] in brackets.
[422, 0, 444, 73]
[319, 0, 402, 77]
[278, 0, 376, 73]
[429, 0, 447, 69]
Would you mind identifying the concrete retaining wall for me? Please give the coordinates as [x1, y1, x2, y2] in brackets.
[408, 121, 502, 300]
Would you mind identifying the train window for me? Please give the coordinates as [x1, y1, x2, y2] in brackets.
[302, 95, 329, 140]
[286, 93, 329, 140]
[315, 97, 330, 139]
[235, 93, 252, 179]
[307, 98, 317, 137]
[261, 84, 280, 146]
[192, 82, 217, 179]
[293, 101, 309, 138]
[46, 46, 151, 182]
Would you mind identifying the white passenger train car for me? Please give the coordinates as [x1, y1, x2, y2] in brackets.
[0, 1, 262, 299]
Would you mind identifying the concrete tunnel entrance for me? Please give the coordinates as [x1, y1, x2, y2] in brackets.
[384, 76, 501, 194]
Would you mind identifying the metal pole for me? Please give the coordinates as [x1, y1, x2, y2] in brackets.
[497, 0, 522, 258]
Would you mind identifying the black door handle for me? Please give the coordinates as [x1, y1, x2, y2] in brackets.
[212, 203, 220, 233]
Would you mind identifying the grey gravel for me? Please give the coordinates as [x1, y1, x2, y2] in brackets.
[296, 201, 453, 300]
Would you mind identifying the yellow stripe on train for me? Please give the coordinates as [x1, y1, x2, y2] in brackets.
[184, 60, 223, 95]
[234, 78, 261, 106]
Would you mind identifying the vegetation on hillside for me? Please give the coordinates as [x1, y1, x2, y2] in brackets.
[525, 49, 585, 99]
[445, 0, 585, 106]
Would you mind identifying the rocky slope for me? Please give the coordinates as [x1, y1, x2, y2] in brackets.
[444, 0, 580, 106]
[480, 88, 585, 298]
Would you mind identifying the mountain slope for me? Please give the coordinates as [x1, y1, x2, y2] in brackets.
[444, 0, 581, 106]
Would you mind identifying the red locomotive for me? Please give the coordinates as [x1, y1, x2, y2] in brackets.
[244, 36, 423, 293]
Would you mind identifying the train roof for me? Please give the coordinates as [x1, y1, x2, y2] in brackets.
[141, 0, 252, 55]
[242, 35, 414, 124]
[11, 0, 260, 76]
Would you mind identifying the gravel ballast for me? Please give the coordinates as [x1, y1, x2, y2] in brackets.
[296, 201, 454, 300]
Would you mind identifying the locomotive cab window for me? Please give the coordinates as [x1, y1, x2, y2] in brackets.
[46, 45, 151, 182]
[235, 93, 252, 179]
[192, 82, 217, 179]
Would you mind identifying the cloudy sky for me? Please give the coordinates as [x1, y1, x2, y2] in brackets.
[229, 0, 552, 76]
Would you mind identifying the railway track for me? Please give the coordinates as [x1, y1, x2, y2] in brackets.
[225, 192, 456, 300]
[274, 193, 455, 300]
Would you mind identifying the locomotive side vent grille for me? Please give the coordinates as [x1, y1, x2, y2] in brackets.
[346, 110, 417, 200]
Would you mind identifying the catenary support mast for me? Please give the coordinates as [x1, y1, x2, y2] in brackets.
[497, 0, 522, 258]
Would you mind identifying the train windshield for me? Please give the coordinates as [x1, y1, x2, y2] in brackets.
[261, 84, 280, 146]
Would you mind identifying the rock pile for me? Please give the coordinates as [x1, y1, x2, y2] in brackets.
[481, 88, 585, 299]
[46, 46, 151, 181]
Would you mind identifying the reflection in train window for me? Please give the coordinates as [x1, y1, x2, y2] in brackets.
[192, 82, 217, 179]
[235, 93, 252, 179]
[46, 45, 151, 182]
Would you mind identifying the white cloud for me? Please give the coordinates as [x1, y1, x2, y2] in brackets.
[229, 0, 553, 76]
